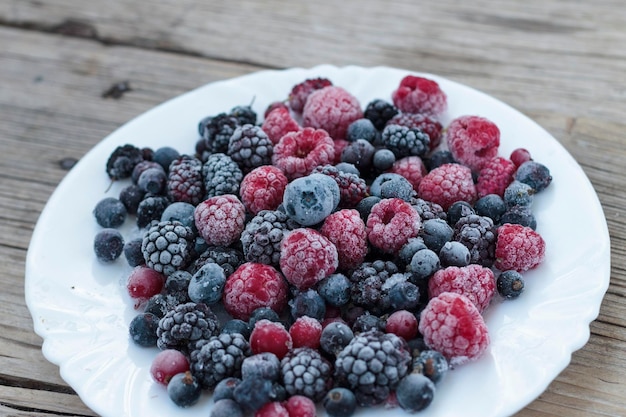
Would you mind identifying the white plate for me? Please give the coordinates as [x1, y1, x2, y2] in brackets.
[25, 65, 611, 417]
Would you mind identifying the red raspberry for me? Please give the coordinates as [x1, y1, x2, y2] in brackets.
[194, 194, 246, 246]
[283, 395, 316, 417]
[366, 198, 421, 254]
[445, 115, 500, 172]
[476, 156, 516, 198]
[289, 316, 323, 349]
[240, 165, 289, 214]
[510, 147, 532, 167]
[222, 262, 289, 321]
[256, 402, 289, 417]
[418, 163, 477, 211]
[264, 101, 289, 118]
[302, 86, 364, 140]
[261, 106, 301, 145]
[333, 139, 350, 165]
[320, 209, 368, 271]
[272, 128, 335, 180]
[280, 228, 338, 290]
[495, 223, 546, 272]
[390, 156, 428, 191]
[391, 75, 447, 117]
[418, 292, 490, 366]
[250, 319, 293, 359]
[288, 77, 333, 113]
[428, 265, 496, 313]
[386, 310, 418, 341]
[387, 112, 443, 150]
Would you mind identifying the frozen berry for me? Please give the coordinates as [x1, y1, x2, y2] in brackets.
[272, 128, 335, 180]
[302, 86, 363, 140]
[167, 371, 201, 407]
[106, 144, 144, 180]
[138, 167, 167, 194]
[233, 375, 276, 412]
[282, 173, 340, 226]
[323, 387, 357, 417]
[152, 146, 180, 172]
[126, 265, 165, 304]
[346, 118, 380, 143]
[386, 280, 420, 311]
[318, 273, 351, 307]
[474, 194, 507, 224]
[408, 248, 441, 282]
[504, 180, 535, 208]
[418, 292, 489, 365]
[167, 156, 204, 205]
[255, 401, 289, 417]
[390, 156, 427, 191]
[250, 319, 292, 359]
[380, 124, 430, 158]
[93, 197, 127, 228]
[319, 321, 354, 356]
[386, 309, 418, 341]
[395, 373, 435, 413]
[497, 270, 525, 299]
[123, 237, 145, 267]
[425, 149, 456, 171]
[249, 306, 281, 327]
[119, 184, 145, 215]
[413, 349, 448, 384]
[311, 165, 368, 209]
[428, 264, 496, 313]
[240, 165, 289, 215]
[515, 160, 553, 192]
[366, 198, 421, 254]
[320, 209, 368, 271]
[280, 228, 338, 290]
[284, 395, 317, 417]
[510, 147, 532, 167]
[290, 289, 326, 321]
[94, 228, 125, 262]
[289, 315, 323, 349]
[261, 106, 301, 145]
[439, 241, 471, 267]
[372, 148, 396, 172]
[445, 115, 500, 172]
[212, 399, 244, 417]
[202, 153, 243, 198]
[495, 223, 546, 272]
[418, 163, 477, 211]
[391, 75, 447, 117]
[241, 352, 281, 381]
[129, 312, 159, 347]
[387, 112, 443, 150]
[500, 205, 537, 229]
[289, 77, 333, 113]
[194, 194, 246, 247]
[187, 263, 226, 305]
[222, 262, 288, 321]
[150, 349, 190, 386]
[228, 124, 274, 172]
[420, 218, 454, 254]
[476, 156, 516, 198]
[364, 98, 398, 131]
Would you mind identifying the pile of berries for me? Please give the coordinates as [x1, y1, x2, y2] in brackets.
[93, 73, 553, 416]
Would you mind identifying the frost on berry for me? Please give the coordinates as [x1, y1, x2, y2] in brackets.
[366, 198, 421, 254]
[495, 223, 546, 272]
[445, 115, 500, 172]
[391, 75, 447, 117]
[476, 156, 516, 198]
[249, 319, 292, 359]
[194, 194, 246, 246]
[390, 156, 428, 191]
[302, 86, 364, 140]
[239, 165, 288, 214]
[418, 163, 477, 211]
[428, 265, 496, 313]
[280, 228, 338, 290]
[261, 106, 301, 145]
[272, 128, 335, 180]
[320, 209, 368, 271]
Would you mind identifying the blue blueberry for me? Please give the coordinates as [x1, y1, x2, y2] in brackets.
[167, 371, 201, 407]
[143, 294, 169, 318]
[318, 273, 351, 307]
[413, 350, 449, 384]
[497, 270, 525, 299]
[439, 241, 471, 267]
[340, 139, 375, 171]
[289, 289, 326, 321]
[409, 249, 440, 282]
[221, 319, 251, 339]
[119, 184, 145, 215]
[352, 312, 385, 333]
[94, 228, 124, 262]
[165, 270, 192, 304]
[369, 173, 406, 197]
[248, 307, 281, 328]
[241, 352, 281, 381]
[123, 237, 145, 267]
[355, 195, 381, 221]
[161, 201, 196, 231]
[515, 160, 552, 192]
[128, 312, 159, 347]
[447, 201, 475, 227]
[232, 375, 275, 412]
[323, 387, 357, 417]
[386, 281, 420, 311]
[395, 373, 436, 412]
[420, 218, 454, 253]
[212, 377, 241, 402]
[138, 167, 167, 194]
[425, 149, 455, 171]
[372, 148, 396, 172]
[210, 399, 244, 417]
[474, 194, 506, 223]
[335, 162, 360, 176]
[504, 180, 534, 208]
[187, 263, 226, 305]
[346, 118, 380, 143]
[397, 237, 428, 268]
[379, 175, 415, 201]
[500, 205, 537, 230]
[320, 322, 354, 356]
[283, 173, 339, 226]
[93, 197, 127, 228]
[153, 146, 180, 172]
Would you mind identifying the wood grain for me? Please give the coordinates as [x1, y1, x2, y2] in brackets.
[0, 1, 625, 416]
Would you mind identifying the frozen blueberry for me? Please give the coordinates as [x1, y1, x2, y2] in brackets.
[283, 173, 340, 226]
[474, 194, 507, 224]
[232, 375, 275, 412]
[397, 237, 428, 268]
[515, 160, 552, 192]
[213, 377, 241, 402]
[355, 195, 381, 221]
[504, 180, 534, 208]
[161, 201, 197, 231]
[210, 399, 244, 417]
[351, 312, 385, 333]
[137, 167, 167, 194]
[409, 249, 440, 282]
[318, 273, 351, 307]
[221, 319, 251, 339]
[165, 270, 192, 304]
[447, 200, 475, 227]
[119, 184, 145, 215]
[379, 175, 415, 201]
[320, 322, 354, 356]
[340, 139, 375, 171]
[128, 312, 159, 347]
[323, 387, 357, 417]
[289, 289, 326, 321]
[396, 373, 435, 413]
[241, 352, 281, 381]
[346, 118, 380, 143]
[187, 262, 226, 305]
[372, 148, 396, 172]
[369, 173, 405, 198]
[143, 294, 169, 318]
[123, 237, 145, 267]
[413, 350, 448, 384]
[425, 150, 455, 171]
[249, 307, 281, 328]
[153, 146, 180, 172]
[93, 197, 127, 228]
[439, 241, 471, 267]
[420, 218, 454, 253]
[167, 371, 201, 407]
[386, 281, 420, 311]
[500, 205, 537, 230]
[497, 270, 525, 299]
[334, 162, 360, 176]
[94, 228, 124, 262]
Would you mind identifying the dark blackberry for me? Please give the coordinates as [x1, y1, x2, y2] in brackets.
[227, 124, 273, 172]
[500, 205, 537, 230]
[93, 228, 124, 263]
[156, 302, 220, 353]
[123, 237, 145, 267]
[453, 214, 497, 267]
[93, 197, 127, 228]
[137, 167, 167, 195]
[152, 146, 180, 173]
[202, 153, 243, 198]
[289, 289, 326, 321]
[229, 104, 257, 126]
[167, 155, 204, 205]
[119, 184, 145, 215]
[143, 294, 172, 318]
[380, 124, 429, 158]
[129, 312, 159, 347]
[136, 195, 171, 228]
[142, 220, 195, 276]
[281, 347, 333, 401]
[346, 118, 380, 143]
[412, 198, 447, 221]
[420, 218, 454, 253]
[199, 113, 240, 154]
[363, 99, 399, 131]
[187, 245, 245, 277]
[189, 332, 251, 389]
[240, 210, 297, 267]
[497, 270, 525, 299]
[167, 371, 201, 408]
[312, 165, 369, 208]
[334, 329, 411, 407]
[515, 160, 552, 192]
[106, 144, 144, 180]
[348, 260, 400, 314]
[386, 112, 443, 150]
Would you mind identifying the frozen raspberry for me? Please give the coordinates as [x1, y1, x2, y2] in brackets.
[476, 156, 516, 198]
[510, 147, 532, 167]
[289, 77, 333, 113]
[418, 163, 477, 211]
[272, 128, 335, 180]
[264, 101, 288, 118]
[222, 262, 289, 321]
[391, 75, 447, 117]
[302, 86, 364, 140]
[194, 194, 246, 247]
[320, 209, 368, 271]
[250, 319, 293, 359]
[390, 156, 428, 191]
[332, 139, 350, 165]
[312, 165, 368, 209]
[284, 395, 317, 417]
[256, 402, 289, 417]
[261, 106, 301, 145]
[240, 165, 289, 214]
[387, 112, 443, 150]
[495, 223, 546, 272]
[289, 316, 323, 349]
[418, 292, 489, 366]
[366, 198, 421, 254]
[428, 265, 496, 313]
[280, 228, 338, 290]
[445, 115, 500, 172]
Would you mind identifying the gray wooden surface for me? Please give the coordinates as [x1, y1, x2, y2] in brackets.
[1, 1, 625, 416]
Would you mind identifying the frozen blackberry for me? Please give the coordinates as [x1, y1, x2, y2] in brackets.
[227, 124, 273, 172]
[334, 329, 411, 407]
[346, 118, 380, 143]
[93, 197, 127, 228]
[363, 99, 399, 131]
[387, 112, 443, 150]
[202, 153, 243, 198]
[281, 347, 333, 401]
[119, 184, 145, 215]
[229, 103, 257, 126]
[311, 165, 369, 208]
[106, 144, 144, 180]
[240, 210, 297, 267]
[189, 332, 251, 389]
[156, 302, 220, 353]
[198, 113, 240, 154]
[142, 220, 195, 276]
[136, 195, 171, 228]
[167, 155, 204, 205]
[453, 214, 497, 267]
[411, 198, 447, 221]
[349, 260, 400, 315]
[380, 124, 430, 158]
[187, 246, 245, 277]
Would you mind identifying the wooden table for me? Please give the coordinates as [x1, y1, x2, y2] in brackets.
[1, 1, 625, 416]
